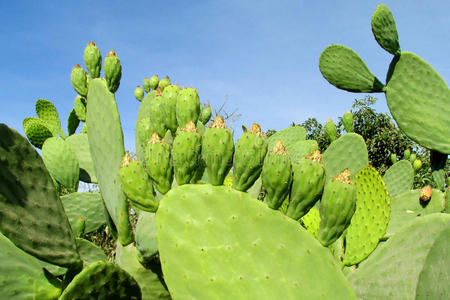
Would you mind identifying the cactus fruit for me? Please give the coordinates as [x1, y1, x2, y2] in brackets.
[176, 87, 201, 128]
[71, 64, 89, 97]
[201, 116, 234, 186]
[149, 75, 159, 90]
[371, 4, 401, 56]
[162, 84, 181, 135]
[342, 110, 354, 133]
[74, 217, 86, 238]
[232, 123, 268, 192]
[23, 117, 55, 149]
[318, 169, 357, 246]
[119, 153, 158, 212]
[103, 50, 122, 93]
[262, 140, 292, 209]
[158, 75, 171, 90]
[413, 159, 422, 171]
[83, 41, 102, 78]
[325, 119, 337, 142]
[419, 186, 432, 202]
[134, 86, 144, 102]
[286, 150, 326, 220]
[172, 121, 202, 185]
[149, 89, 168, 138]
[142, 77, 151, 93]
[409, 153, 416, 164]
[73, 96, 87, 122]
[403, 148, 410, 160]
[145, 133, 173, 195]
[199, 104, 212, 124]
[390, 153, 397, 164]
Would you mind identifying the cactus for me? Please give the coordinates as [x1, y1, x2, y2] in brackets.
[74, 217, 86, 238]
[23, 117, 54, 149]
[83, 41, 102, 79]
[134, 86, 144, 102]
[149, 75, 159, 90]
[65, 133, 97, 183]
[430, 150, 447, 191]
[158, 76, 170, 90]
[67, 108, 80, 135]
[403, 148, 411, 160]
[300, 206, 321, 238]
[73, 96, 87, 122]
[162, 84, 181, 135]
[409, 153, 416, 164]
[134, 212, 158, 264]
[390, 153, 397, 164]
[76, 238, 107, 265]
[145, 133, 173, 194]
[342, 110, 354, 133]
[103, 50, 122, 93]
[267, 125, 306, 158]
[371, 4, 401, 55]
[199, 104, 212, 124]
[35, 99, 66, 139]
[324, 119, 337, 142]
[383, 160, 414, 198]
[149, 89, 168, 138]
[176, 87, 201, 128]
[71, 64, 89, 97]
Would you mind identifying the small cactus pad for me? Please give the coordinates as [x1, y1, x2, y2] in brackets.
[382, 160, 414, 198]
[149, 75, 159, 90]
[385, 52, 450, 153]
[348, 213, 450, 299]
[59, 261, 141, 300]
[23, 117, 54, 149]
[344, 166, 390, 266]
[67, 108, 80, 135]
[0, 124, 80, 267]
[199, 105, 212, 124]
[322, 133, 369, 183]
[319, 45, 384, 93]
[371, 4, 401, 55]
[156, 184, 356, 299]
[0, 232, 62, 299]
[135, 211, 158, 264]
[87, 78, 133, 245]
[149, 93, 168, 138]
[134, 86, 144, 102]
[143, 77, 151, 93]
[35, 99, 66, 139]
[158, 76, 171, 90]
[65, 133, 97, 183]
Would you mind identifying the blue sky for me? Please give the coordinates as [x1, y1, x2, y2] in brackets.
[1, 1, 449, 151]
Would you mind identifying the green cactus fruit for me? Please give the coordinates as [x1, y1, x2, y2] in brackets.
[199, 105, 212, 124]
[65, 133, 97, 183]
[35, 99, 66, 139]
[300, 206, 321, 238]
[156, 184, 356, 299]
[134, 86, 144, 102]
[149, 88, 167, 138]
[409, 153, 416, 164]
[145, 133, 173, 195]
[59, 261, 141, 300]
[286, 150, 326, 220]
[390, 153, 397, 164]
[103, 50, 122, 93]
[371, 4, 401, 55]
[403, 148, 411, 160]
[342, 110, 354, 133]
[142, 77, 151, 93]
[383, 160, 414, 198]
[23, 117, 54, 148]
[318, 169, 357, 246]
[325, 119, 337, 142]
[149, 74, 159, 90]
[233, 123, 268, 192]
[176, 87, 201, 128]
[385, 52, 450, 153]
[70, 64, 89, 97]
[135, 211, 158, 264]
[262, 140, 292, 209]
[202, 116, 234, 186]
[158, 75, 170, 90]
[172, 121, 202, 185]
[73, 95, 87, 122]
[430, 150, 447, 191]
[162, 84, 181, 135]
[83, 41, 102, 78]
[67, 108, 80, 135]
[413, 159, 422, 171]
[344, 166, 390, 266]
[0, 124, 81, 267]
[119, 153, 159, 212]
[319, 45, 385, 93]
[74, 217, 86, 238]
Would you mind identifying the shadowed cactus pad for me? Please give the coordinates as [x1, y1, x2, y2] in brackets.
[23, 117, 54, 149]
[156, 184, 356, 299]
[371, 4, 401, 55]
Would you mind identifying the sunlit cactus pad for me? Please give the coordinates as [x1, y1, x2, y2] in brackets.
[156, 184, 355, 299]
[383, 160, 414, 198]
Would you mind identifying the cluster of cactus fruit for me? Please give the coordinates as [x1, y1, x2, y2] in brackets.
[0, 3, 448, 299]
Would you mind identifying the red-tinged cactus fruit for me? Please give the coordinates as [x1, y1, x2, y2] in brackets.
[158, 75, 171, 91]
[70, 64, 88, 97]
[134, 86, 144, 102]
[419, 186, 432, 202]
[83, 41, 102, 79]
[149, 75, 159, 90]
[103, 50, 122, 93]
[262, 140, 292, 210]
[144, 133, 173, 194]
[142, 77, 151, 93]
[343, 110, 354, 133]
[172, 121, 202, 185]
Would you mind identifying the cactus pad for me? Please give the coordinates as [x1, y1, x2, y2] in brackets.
[267, 125, 306, 157]
[67, 108, 80, 135]
[65, 133, 97, 183]
[35, 99, 66, 139]
[76, 238, 107, 265]
[135, 211, 158, 264]
[371, 4, 401, 55]
[383, 160, 414, 198]
[23, 117, 54, 149]
[300, 206, 320, 238]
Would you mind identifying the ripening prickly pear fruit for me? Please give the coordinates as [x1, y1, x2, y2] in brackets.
[318, 169, 356, 247]
[149, 88, 168, 137]
[390, 153, 397, 164]
[419, 185, 432, 202]
[172, 121, 202, 185]
[286, 150, 326, 220]
[413, 159, 422, 171]
[83, 41, 102, 78]
[403, 148, 411, 160]
[149, 75, 159, 90]
[145, 133, 173, 194]
[199, 105, 212, 124]
[232, 123, 268, 192]
[342, 110, 354, 133]
[143, 77, 151, 93]
[118, 153, 158, 212]
[202, 116, 234, 186]
[134, 86, 144, 102]
[71, 64, 88, 97]
[103, 50, 122, 93]
[162, 84, 181, 135]
[262, 140, 292, 210]
[409, 153, 416, 164]
[74, 216, 86, 238]
[325, 119, 336, 143]
[158, 76, 171, 91]
[176, 88, 201, 128]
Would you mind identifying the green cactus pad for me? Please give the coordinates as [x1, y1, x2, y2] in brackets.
[76, 238, 107, 265]
[319, 45, 385, 93]
[156, 184, 356, 299]
[300, 206, 320, 238]
[35, 99, 66, 139]
[65, 133, 97, 183]
[382, 160, 414, 198]
[87, 78, 133, 245]
[322, 133, 369, 182]
[385, 52, 450, 153]
[59, 261, 141, 300]
[42, 137, 80, 192]
[386, 189, 446, 237]
[199, 105, 212, 124]
[135, 211, 158, 264]
[135, 117, 152, 163]
[267, 125, 306, 157]
[23, 117, 54, 149]
[67, 108, 80, 136]
[116, 243, 171, 300]
[158, 76, 171, 91]
[344, 166, 390, 266]
[0, 124, 80, 267]
[73, 96, 87, 122]
[348, 213, 450, 299]
[61, 192, 107, 234]
[371, 4, 401, 55]
[0, 232, 62, 300]
[149, 94, 168, 138]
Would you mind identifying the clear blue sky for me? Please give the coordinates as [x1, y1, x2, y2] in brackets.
[1, 1, 449, 151]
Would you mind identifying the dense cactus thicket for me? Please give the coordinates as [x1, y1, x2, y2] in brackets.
[0, 4, 448, 299]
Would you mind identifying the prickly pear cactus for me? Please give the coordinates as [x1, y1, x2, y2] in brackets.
[176, 87, 201, 128]
[371, 4, 401, 55]
[161, 84, 181, 135]
[83, 41, 102, 79]
[324, 119, 336, 142]
[23, 117, 54, 149]
[103, 50, 122, 93]
[145, 133, 173, 194]
[342, 110, 354, 133]
[383, 160, 414, 198]
[35, 99, 66, 139]
[71, 64, 89, 97]
[300, 206, 321, 238]
[149, 90, 168, 138]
